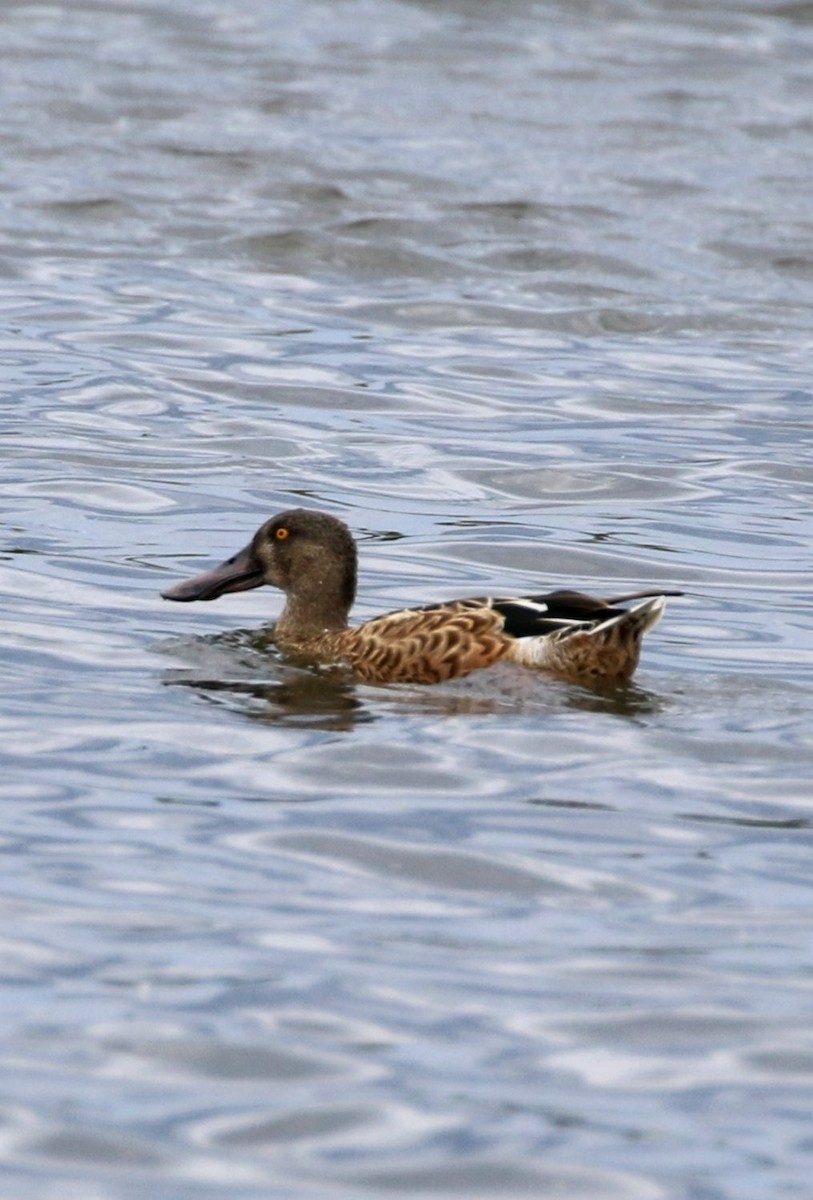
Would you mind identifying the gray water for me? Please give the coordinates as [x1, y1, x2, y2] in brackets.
[3, 1, 813, 1197]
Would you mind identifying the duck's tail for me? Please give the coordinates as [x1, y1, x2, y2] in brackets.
[509, 595, 668, 684]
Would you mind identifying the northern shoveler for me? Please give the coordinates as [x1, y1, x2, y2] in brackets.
[161, 508, 680, 686]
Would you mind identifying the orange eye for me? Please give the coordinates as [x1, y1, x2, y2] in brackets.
[275, 527, 289, 540]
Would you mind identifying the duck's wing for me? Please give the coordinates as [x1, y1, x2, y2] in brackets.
[489, 587, 683, 637]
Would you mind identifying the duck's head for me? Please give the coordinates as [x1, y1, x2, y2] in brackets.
[161, 509, 358, 629]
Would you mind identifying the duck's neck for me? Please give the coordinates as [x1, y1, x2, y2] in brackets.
[275, 552, 356, 643]
[276, 591, 350, 642]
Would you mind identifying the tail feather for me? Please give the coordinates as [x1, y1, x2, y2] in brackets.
[590, 594, 666, 638]
[603, 588, 683, 606]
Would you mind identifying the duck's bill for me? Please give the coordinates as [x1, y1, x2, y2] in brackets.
[161, 543, 264, 602]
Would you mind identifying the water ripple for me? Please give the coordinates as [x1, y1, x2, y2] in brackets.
[3, 1, 813, 1197]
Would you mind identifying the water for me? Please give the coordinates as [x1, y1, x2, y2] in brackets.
[3, 1, 813, 1197]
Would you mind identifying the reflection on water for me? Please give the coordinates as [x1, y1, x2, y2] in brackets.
[166, 664, 371, 732]
[3, 0, 813, 1197]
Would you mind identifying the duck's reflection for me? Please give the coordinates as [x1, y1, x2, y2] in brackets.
[158, 626, 667, 727]
[159, 626, 369, 731]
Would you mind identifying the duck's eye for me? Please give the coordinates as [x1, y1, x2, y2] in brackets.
[275, 527, 289, 541]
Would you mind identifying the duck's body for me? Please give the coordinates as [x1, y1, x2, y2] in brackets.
[161, 509, 679, 687]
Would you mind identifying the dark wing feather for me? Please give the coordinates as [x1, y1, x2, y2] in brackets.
[409, 592, 617, 637]
[409, 587, 682, 640]
[493, 591, 620, 637]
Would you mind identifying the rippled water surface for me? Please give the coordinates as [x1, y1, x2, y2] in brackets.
[3, 1, 813, 1197]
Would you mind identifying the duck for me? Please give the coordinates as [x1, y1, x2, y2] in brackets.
[161, 508, 680, 686]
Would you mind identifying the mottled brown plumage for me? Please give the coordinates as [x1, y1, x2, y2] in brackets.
[161, 509, 679, 687]
[311, 604, 510, 685]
